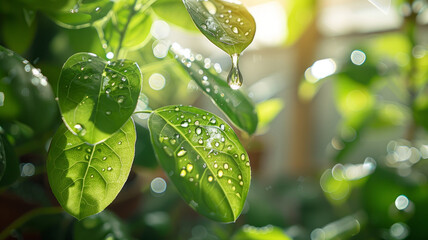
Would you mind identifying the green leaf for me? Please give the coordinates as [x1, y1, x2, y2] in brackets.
[170, 45, 258, 134]
[182, 0, 256, 55]
[0, 135, 6, 181]
[0, 46, 58, 134]
[151, 0, 198, 32]
[46, 0, 114, 29]
[57, 52, 141, 144]
[284, 0, 315, 46]
[47, 119, 136, 220]
[232, 225, 291, 240]
[148, 105, 251, 222]
[74, 210, 132, 240]
[102, 0, 154, 55]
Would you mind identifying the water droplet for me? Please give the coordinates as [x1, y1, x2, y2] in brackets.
[202, 116, 207, 120]
[240, 154, 246, 161]
[236, 193, 241, 198]
[210, 118, 217, 124]
[221, 137, 225, 142]
[85, 155, 90, 160]
[107, 167, 112, 171]
[220, 124, 225, 130]
[186, 163, 193, 172]
[102, 168, 105, 172]
[246, 161, 250, 166]
[118, 141, 122, 145]
[208, 176, 213, 182]
[234, 154, 238, 158]
[74, 124, 86, 136]
[174, 107, 180, 111]
[218, 169, 224, 178]
[232, 186, 236, 191]
[86, 148, 92, 153]
[180, 169, 187, 177]
[95, 6, 101, 12]
[214, 163, 218, 168]
[224, 163, 229, 169]
[90, 174, 94, 178]
[105, 88, 111, 94]
[194, 120, 200, 126]
[103, 157, 107, 160]
[175, 134, 180, 139]
[232, 27, 238, 34]
[117, 96, 125, 104]
[195, 127, 202, 135]
[170, 138, 176, 145]
[177, 149, 187, 157]
[198, 139, 204, 145]
[228, 179, 232, 184]
[106, 111, 111, 115]
[181, 121, 189, 128]
[227, 53, 243, 90]
[215, 142, 220, 147]
[189, 177, 194, 182]
[238, 174, 242, 180]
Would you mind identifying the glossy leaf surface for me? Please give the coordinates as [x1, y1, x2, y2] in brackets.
[152, 0, 198, 32]
[171, 45, 258, 134]
[148, 105, 251, 222]
[47, 120, 136, 220]
[47, 0, 114, 28]
[58, 52, 141, 144]
[0, 46, 57, 133]
[183, 0, 256, 55]
[102, 0, 153, 54]
[74, 210, 132, 240]
[232, 225, 291, 240]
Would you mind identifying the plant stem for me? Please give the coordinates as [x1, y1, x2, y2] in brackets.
[0, 207, 63, 240]
[133, 110, 153, 114]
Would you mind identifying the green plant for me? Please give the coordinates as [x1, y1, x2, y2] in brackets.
[0, 0, 261, 225]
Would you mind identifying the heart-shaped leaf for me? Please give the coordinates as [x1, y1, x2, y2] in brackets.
[47, 119, 136, 220]
[183, 0, 256, 55]
[170, 45, 258, 134]
[148, 105, 251, 222]
[57, 52, 141, 144]
[46, 0, 114, 29]
[102, 0, 154, 55]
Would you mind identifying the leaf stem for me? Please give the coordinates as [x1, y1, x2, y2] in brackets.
[0, 207, 63, 240]
[133, 110, 153, 114]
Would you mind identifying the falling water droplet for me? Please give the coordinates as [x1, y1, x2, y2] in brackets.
[227, 53, 243, 90]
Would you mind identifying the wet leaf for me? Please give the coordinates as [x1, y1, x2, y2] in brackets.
[0, 46, 57, 134]
[183, 0, 256, 55]
[47, 119, 136, 220]
[74, 210, 132, 240]
[148, 105, 251, 222]
[46, 0, 114, 29]
[170, 45, 258, 134]
[57, 52, 141, 144]
[102, 0, 154, 55]
[151, 0, 198, 32]
[232, 225, 291, 240]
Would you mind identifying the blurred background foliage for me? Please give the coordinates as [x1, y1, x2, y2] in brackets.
[1, 0, 428, 239]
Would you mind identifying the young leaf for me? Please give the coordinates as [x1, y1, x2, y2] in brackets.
[46, 0, 114, 29]
[47, 119, 136, 220]
[74, 210, 133, 240]
[57, 52, 141, 144]
[148, 105, 251, 222]
[170, 45, 258, 134]
[182, 0, 256, 55]
[102, 0, 154, 55]
[0, 46, 57, 134]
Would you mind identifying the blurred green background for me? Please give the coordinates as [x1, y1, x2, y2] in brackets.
[1, 0, 428, 239]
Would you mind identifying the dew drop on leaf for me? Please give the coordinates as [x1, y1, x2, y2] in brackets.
[180, 169, 187, 177]
[181, 121, 189, 128]
[240, 153, 245, 161]
[177, 149, 187, 157]
[186, 163, 193, 172]
[208, 176, 213, 182]
[218, 169, 224, 178]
